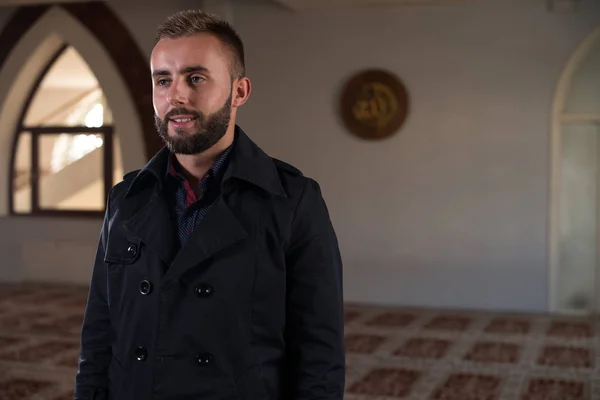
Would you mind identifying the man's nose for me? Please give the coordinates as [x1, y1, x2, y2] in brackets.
[166, 79, 190, 106]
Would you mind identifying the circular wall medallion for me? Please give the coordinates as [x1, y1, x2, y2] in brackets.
[340, 69, 409, 140]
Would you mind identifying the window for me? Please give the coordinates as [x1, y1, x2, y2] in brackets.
[10, 44, 123, 217]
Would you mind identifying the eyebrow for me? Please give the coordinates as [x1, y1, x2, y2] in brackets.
[152, 65, 210, 78]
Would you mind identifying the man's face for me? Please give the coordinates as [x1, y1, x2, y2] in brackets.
[151, 33, 234, 154]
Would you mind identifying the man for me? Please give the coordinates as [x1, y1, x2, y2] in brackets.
[74, 9, 345, 400]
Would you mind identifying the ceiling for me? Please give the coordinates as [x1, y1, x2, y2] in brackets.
[271, 0, 583, 12]
[0, 0, 580, 12]
[0, 0, 84, 5]
[0, 0, 468, 4]
[270, 0, 473, 11]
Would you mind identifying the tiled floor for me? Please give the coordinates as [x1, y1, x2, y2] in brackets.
[1, 283, 599, 399]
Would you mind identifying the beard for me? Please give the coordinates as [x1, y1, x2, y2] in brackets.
[154, 93, 232, 155]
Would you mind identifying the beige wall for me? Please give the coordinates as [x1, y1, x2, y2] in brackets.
[0, 0, 599, 313]
[232, 0, 600, 311]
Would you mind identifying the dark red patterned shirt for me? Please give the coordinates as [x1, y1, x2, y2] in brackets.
[166, 146, 232, 247]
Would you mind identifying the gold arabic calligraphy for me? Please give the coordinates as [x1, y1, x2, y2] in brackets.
[351, 82, 398, 129]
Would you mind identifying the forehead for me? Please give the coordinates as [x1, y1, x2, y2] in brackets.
[150, 33, 230, 73]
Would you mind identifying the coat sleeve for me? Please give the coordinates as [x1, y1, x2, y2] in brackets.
[285, 178, 345, 399]
[74, 192, 113, 400]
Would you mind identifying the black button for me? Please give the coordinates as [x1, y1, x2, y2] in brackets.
[127, 244, 138, 257]
[197, 352, 213, 366]
[135, 346, 147, 361]
[139, 280, 152, 295]
[195, 284, 214, 298]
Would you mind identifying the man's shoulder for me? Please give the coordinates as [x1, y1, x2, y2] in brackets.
[271, 157, 303, 177]
[106, 169, 141, 207]
[269, 158, 326, 203]
[122, 169, 142, 182]
[271, 157, 313, 193]
[116, 169, 141, 192]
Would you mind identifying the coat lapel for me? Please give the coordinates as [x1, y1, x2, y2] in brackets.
[123, 192, 177, 268]
[118, 126, 283, 279]
[121, 147, 177, 267]
[165, 196, 249, 280]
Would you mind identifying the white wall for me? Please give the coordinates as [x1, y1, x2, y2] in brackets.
[107, 0, 217, 56]
[232, 0, 600, 312]
[0, 217, 101, 283]
[1, 0, 599, 313]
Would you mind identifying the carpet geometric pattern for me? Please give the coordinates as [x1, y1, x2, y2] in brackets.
[1, 283, 600, 399]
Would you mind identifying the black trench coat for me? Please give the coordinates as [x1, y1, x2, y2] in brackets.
[74, 127, 345, 400]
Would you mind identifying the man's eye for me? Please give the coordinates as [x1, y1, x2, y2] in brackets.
[157, 79, 170, 86]
[190, 76, 204, 84]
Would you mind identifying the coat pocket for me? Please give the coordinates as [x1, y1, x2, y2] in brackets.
[104, 237, 143, 320]
[104, 235, 142, 265]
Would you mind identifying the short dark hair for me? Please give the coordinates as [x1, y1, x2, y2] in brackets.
[155, 9, 245, 79]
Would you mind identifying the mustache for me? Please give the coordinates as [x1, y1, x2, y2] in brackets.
[164, 108, 202, 121]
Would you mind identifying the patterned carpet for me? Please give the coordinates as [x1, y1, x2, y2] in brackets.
[0, 283, 599, 399]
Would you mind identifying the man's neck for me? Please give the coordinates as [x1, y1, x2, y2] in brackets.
[174, 129, 234, 187]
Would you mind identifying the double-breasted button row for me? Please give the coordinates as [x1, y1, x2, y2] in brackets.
[197, 352, 213, 366]
[138, 279, 215, 298]
[137, 280, 214, 298]
[134, 346, 214, 367]
[195, 284, 214, 298]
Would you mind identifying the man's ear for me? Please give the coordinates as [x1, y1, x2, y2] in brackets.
[232, 77, 251, 107]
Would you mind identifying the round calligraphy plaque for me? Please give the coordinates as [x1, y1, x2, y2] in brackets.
[340, 69, 409, 140]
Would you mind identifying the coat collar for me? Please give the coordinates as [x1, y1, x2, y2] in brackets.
[124, 125, 286, 198]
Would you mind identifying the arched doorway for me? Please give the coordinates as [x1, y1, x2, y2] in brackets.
[0, 3, 160, 216]
[550, 25, 600, 315]
[10, 44, 120, 216]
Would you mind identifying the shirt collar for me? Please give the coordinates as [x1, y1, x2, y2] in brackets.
[125, 126, 286, 198]
[166, 144, 232, 185]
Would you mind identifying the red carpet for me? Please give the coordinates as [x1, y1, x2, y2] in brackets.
[0, 283, 599, 399]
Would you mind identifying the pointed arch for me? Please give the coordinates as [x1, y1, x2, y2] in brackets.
[549, 24, 600, 313]
[0, 3, 160, 216]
